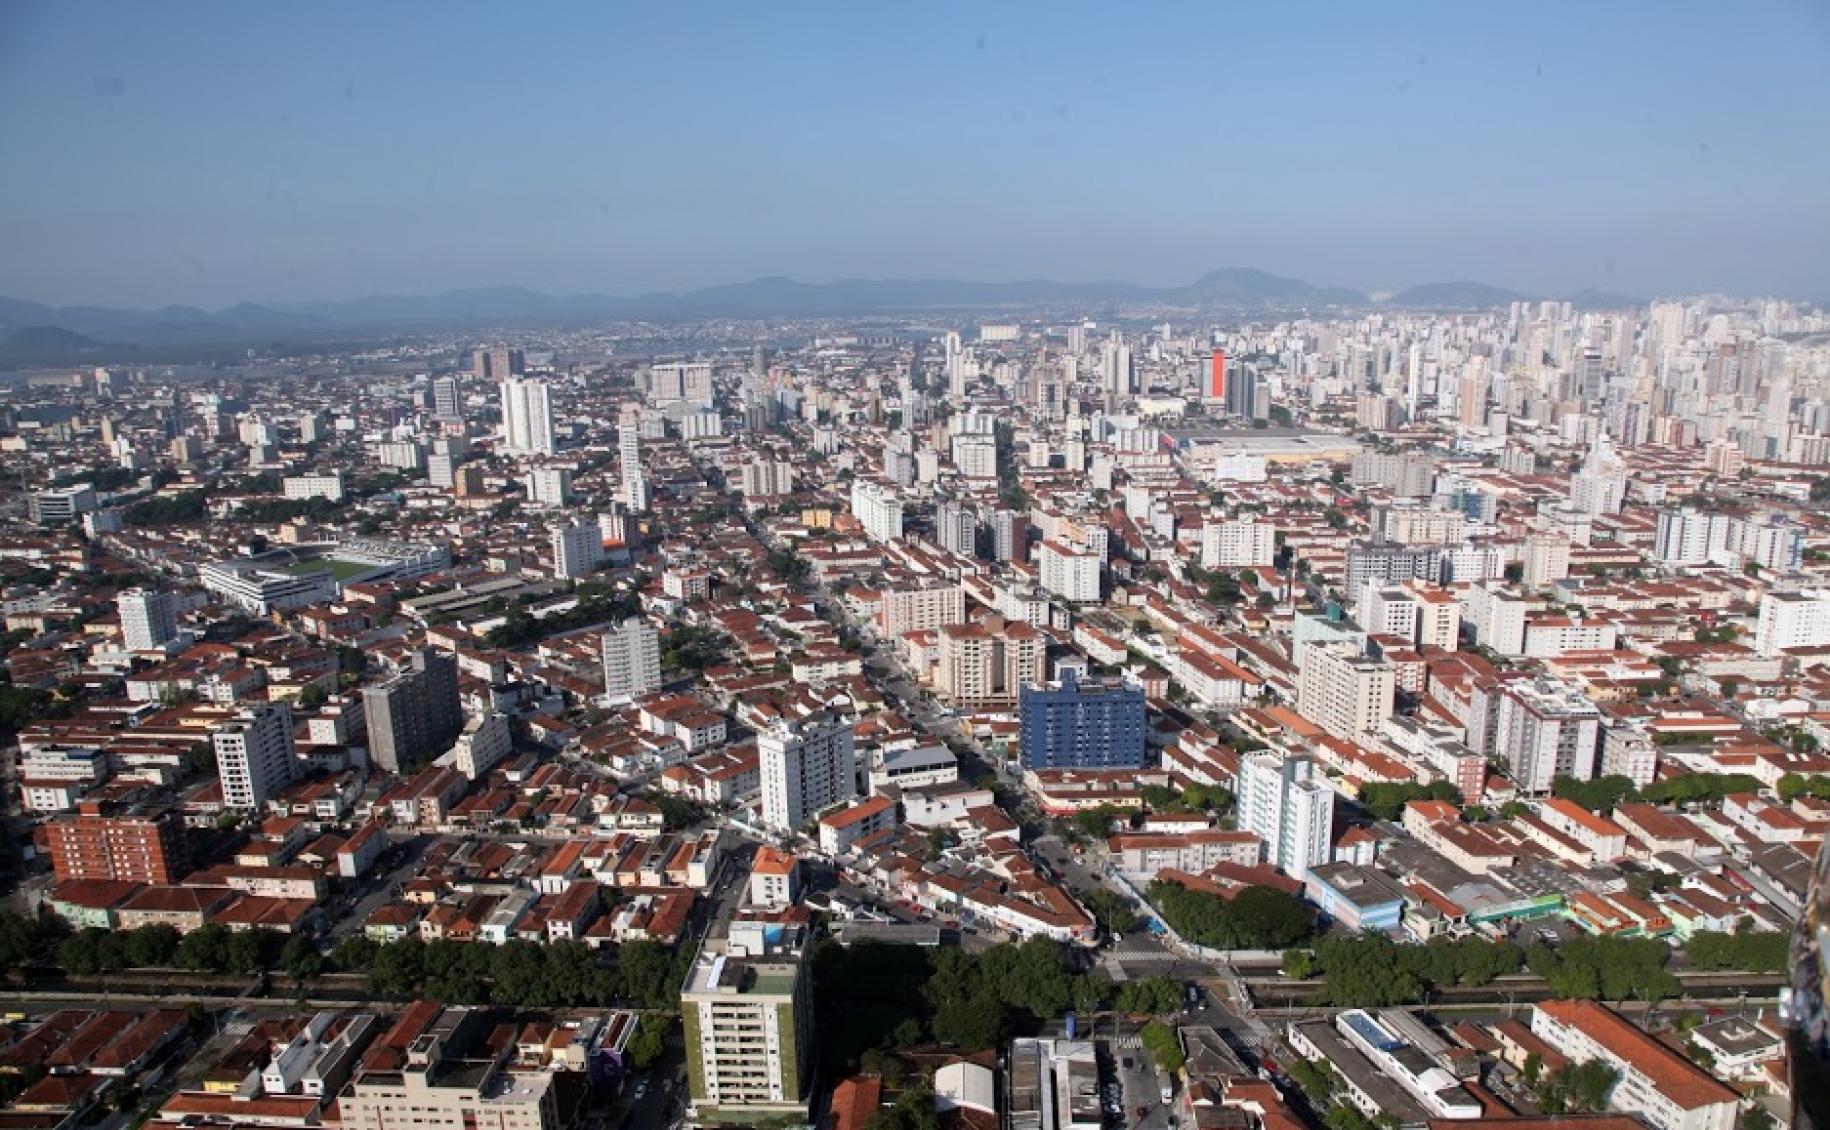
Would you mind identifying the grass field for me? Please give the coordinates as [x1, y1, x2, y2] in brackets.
[280, 557, 375, 582]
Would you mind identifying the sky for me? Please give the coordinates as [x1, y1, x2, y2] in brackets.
[1, 1, 1828, 309]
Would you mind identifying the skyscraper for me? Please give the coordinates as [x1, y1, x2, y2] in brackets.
[118, 588, 179, 651]
[600, 618, 661, 703]
[1018, 672, 1147, 770]
[431, 376, 463, 421]
[499, 376, 556, 455]
[934, 499, 978, 557]
[473, 345, 524, 381]
[620, 426, 650, 512]
[214, 702, 297, 808]
[1225, 365, 1259, 420]
[758, 714, 857, 832]
[364, 649, 462, 775]
[1237, 751, 1334, 880]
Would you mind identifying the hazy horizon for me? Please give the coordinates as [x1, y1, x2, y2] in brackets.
[3, 1, 1828, 308]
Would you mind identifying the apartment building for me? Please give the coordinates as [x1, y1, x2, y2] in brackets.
[1296, 642, 1395, 744]
[682, 922, 813, 1123]
[1530, 1001, 1737, 1130]
[934, 620, 1046, 708]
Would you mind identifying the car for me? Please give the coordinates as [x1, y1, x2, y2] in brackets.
[1137, 1107, 1150, 1119]
[1122, 1057, 1134, 1070]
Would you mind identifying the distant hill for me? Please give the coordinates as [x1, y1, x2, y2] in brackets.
[1387, 281, 1527, 309]
[0, 269, 1679, 356]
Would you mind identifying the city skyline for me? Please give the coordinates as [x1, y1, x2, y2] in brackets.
[1, 1, 1827, 307]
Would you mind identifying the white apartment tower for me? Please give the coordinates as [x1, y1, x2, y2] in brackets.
[1237, 752, 1334, 880]
[551, 518, 605, 580]
[118, 588, 179, 651]
[620, 426, 651, 512]
[1755, 590, 1830, 657]
[758, 715, 858, 832]
[849, 479, 904, 543]
[214, 703, 297, 808]
[601, 618, 662, 703]
[499, 376, 556, 455]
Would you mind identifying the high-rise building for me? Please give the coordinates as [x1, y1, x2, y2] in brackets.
[44, 793, 188, 883]
[1209, 349, 1226, 401]
[431, 376, 462, 421]
[499, 376, 556, 455]
[739, 460, 795, 497]
[1756, 591, 1830, 657]
[525, 466, 573, 507]
[1037, 540, 1101, 603]
[600, 618, 662, 703]
[1344, 541, 1443, 602]
[934, 499, 978, 557]
[1200, 520, 1274, 569]
[118, 588, 179, 651]
[991, 508, 1030, 562]
[934, 620, 1047, 708]
[951, 431, 998, 479]
[1226, 365, 1260, 420]
[215, 702, 297, 808]
[647, 362, 715, 407]
[1296, 642, 1396, 744]
[551, 518, 604, 580]
[875, 583, 966, 639]
[1521, 532, 1571, 590]
[619, 426, 650, 512]
[758, 714, 857, 832]
[849, 479, 904, 543]
[364, 649, 461, 775]
[682, 921, 813, 1123]
[1018, 672, 1146, 770]
[473, 346, 524, 381]
[1237, 752, 1334, 880]
[1483, 680, 1601, 794]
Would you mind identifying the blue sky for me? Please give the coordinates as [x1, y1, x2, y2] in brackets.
[2, 1, 1827, 307]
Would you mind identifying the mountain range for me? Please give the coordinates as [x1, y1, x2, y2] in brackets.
[0, 267, 1645, 361]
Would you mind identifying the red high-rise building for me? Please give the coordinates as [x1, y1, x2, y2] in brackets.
[1210, 350, 1227, 400]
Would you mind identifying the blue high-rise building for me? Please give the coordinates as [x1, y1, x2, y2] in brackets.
[1018, 672, 1147, 770]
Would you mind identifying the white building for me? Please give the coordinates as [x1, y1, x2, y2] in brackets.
[1237, 752, 1333, 880]
[282, 473, 345, 502]
[1491, 680, 1601, 794]
[758, 714, 857, 832]
[1201, 520, 1274, 568]
[551, 518, 604, 580]
[214, 703, 296, 808]
[1038, 540, 1101, 603]
[453, 713, 512, 780]
[500, 376, 557, 455]
[1755, 590, 1830, 656]
[1530, 1000, 1736, 1130]
[525, 466, 573, 507]
[118, 588, 179, 651]
[739, 460, 795, 497]
[849, 479, 904, 543]
[601, 618, 661, 703]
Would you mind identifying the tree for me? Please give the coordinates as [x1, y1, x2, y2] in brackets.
[626, 1013, 669, 1069]
[125, 925, 180, 968]
[280, 935, 324, 982]
[1083, 889, 1138, 938]
[1140, 1021, 1185, 1074]
[1114, 977, 1183, 1016]
[1073, 805, 1122, 839]
[1684, 930, 1788, 973]
[1148, 879, 1315, 950]
[867, 1083, 941, 1130]
[1551, 774, 1638, 814]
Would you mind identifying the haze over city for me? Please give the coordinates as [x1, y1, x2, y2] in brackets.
[2, 0, 1828, 308]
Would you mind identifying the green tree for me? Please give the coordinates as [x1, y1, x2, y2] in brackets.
[1083, 889, 1139, 938]
[626, 1013, 670, 1069]
[1114, 977, 1184, 1015]
[1140, 1020, 1185, 1074]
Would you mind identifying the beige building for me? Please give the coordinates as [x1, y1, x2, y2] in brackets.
[1296, 642, 1395, 744]
[934, 620, 1046, 707]
[875, 582, 966, 640]
[338, 1007, 569, 1130]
